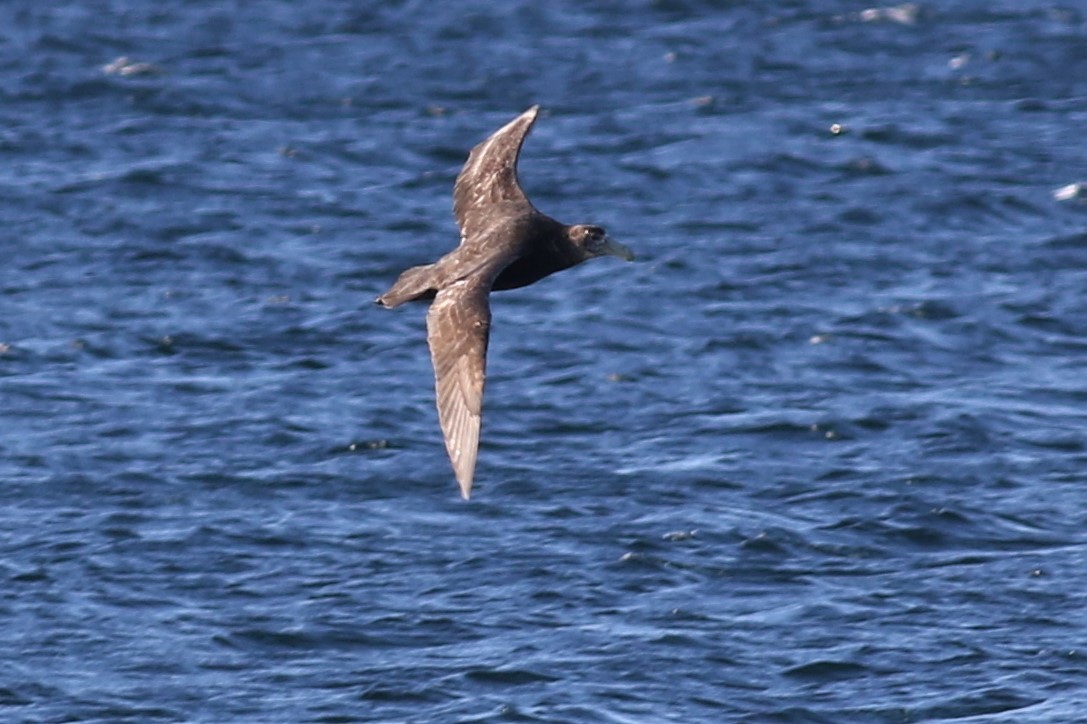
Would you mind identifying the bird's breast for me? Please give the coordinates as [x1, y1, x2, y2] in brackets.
[491, 251, 574, 291]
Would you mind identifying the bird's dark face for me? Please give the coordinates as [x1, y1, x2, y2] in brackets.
[569, 225, 634, 261]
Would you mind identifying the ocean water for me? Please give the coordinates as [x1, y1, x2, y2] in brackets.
[3, 1, 1087, 721]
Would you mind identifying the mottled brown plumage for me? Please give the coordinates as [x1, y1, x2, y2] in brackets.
[376, 106, 633, 499]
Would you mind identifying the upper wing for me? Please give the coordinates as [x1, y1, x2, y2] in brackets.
[426, 274, 493, 499]
[453, 106, 540, 245]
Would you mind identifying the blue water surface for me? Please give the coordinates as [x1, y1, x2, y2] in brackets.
[3, 1, 1087, 721]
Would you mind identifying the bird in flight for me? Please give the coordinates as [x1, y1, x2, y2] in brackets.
[376, 106, 634, 499]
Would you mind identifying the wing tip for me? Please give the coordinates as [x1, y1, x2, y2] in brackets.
[520, 105, 541, 127]
[457, 475, 473, 500]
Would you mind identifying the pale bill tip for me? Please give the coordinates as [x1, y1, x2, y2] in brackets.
[604, 237, 635, 261]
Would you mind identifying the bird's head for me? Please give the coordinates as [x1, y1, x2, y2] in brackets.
[568, 225, 634, 262]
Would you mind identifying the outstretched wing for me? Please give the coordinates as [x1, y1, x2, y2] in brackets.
[453, 106, 540, 245]
[426, 275, 493, 499]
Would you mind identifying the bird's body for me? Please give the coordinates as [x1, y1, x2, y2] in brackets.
[376, 106, 633, 498]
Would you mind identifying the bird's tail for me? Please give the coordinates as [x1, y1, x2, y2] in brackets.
[375, 264, 438, 308]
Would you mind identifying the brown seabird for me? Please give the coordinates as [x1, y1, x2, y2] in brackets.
[376, 106, 634, 499]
